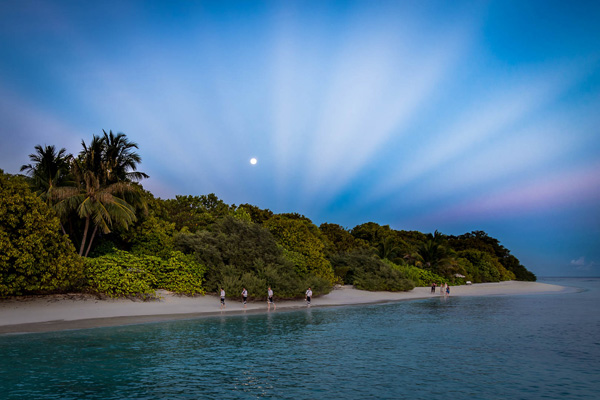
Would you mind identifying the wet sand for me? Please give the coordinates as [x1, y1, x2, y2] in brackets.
[0, 281, 572, 334]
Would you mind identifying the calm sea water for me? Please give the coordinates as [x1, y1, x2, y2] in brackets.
[1, 278, 599, 399]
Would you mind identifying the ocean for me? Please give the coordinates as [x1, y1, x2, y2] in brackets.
[1, 278, 598, 399]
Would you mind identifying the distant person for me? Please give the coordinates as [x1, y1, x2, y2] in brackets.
[446, 284, 450, 297]
[267, 287, 276, 310]
[305, 287, 313, 306]
[242, 288, 248, 308]
[431, 282, 436, 293]
[220, 288, 226, 309]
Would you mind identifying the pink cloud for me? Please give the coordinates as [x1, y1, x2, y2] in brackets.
[433, 162, 600, 221]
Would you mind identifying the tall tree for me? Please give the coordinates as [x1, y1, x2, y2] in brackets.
[102, 130, 149, 184]
[0, 170, 83, 296]
[412, 230, 456, 277]
[53, 133, 147, 256]
[20, 144, 72, 204]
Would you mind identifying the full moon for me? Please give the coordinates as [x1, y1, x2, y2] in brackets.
[250, 158, 257, 165]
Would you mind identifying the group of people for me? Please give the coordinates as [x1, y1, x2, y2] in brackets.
[431, 282, 450, 296]
[219, 287, 313, 309]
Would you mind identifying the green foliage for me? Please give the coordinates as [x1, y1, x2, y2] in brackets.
[350, 222, 413, 264]
[319, 223, 367, 255]
[84, 251, 157, 298]
[231, 206, 252, 222]
[449, 231, 535, 281]
[174, 216, 331, 298]
[84, 250, 205, 298]
[351, 222, 389, 243]
[237, 203, 273, 224]
[87, 237, 118, 257]
[329, 251, 414, 291]
[503, 254, 536, 281]
[395, 230, 428, 253]
[353, 263, 414, 292]
[122, 215, 176, 259]
[20, 144, 72, 203]
[458, 249, 516, 283]
[390, 262, 447, 286]
[265, 215, 335, 283]
[0, 171, 83, 297]
[143, 251, 205, 294]
[159, 194, 231, 232]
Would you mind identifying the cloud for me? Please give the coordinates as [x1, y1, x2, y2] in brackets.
[570, 256, 596, 271]
[570, 256, 586, 266]
[421, 161, 600, 224]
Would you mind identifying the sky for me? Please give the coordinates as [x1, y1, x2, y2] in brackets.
[1, 0, 599, 277]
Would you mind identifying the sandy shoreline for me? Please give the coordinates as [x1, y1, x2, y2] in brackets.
[0, 281, 573, 334]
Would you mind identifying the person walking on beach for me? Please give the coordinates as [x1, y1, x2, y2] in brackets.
[305, 287, 312, 306]
[431, 282, 436, 293]
[220, 288, 226, 309]
[241, 288, 248, 308]
[446, 284, 450, 297]
[267, 287, 276, 310]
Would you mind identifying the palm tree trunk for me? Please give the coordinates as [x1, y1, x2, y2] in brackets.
[84, 225, 99, 258]
[79, 216, 90, 256]
[60, 222, 67, 236]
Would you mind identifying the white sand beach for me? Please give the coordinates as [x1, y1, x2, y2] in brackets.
[0, 281, 572, 334]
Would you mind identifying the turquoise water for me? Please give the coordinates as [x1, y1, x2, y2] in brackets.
[1, 278, 599, 399]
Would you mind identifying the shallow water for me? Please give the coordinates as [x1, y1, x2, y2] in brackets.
[1, 278, 599, 399]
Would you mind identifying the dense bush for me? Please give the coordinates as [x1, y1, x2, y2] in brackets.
[265, 215, 336, 283]
[121, 215, 176, 259]
[84, 251, 157, 298]
[503, 254, 536, 281]
[144, 251, 205, 294]
[449, 231, 535, 281]
[84, 250, 205, 298]
[390, 262, 447, 286]
[330, 251, 414, 291]
[175, 216, 331, 299]
[458, 249, 516, 283]
[0, 171, 83, 297]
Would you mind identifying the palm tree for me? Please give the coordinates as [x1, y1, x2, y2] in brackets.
[375, 236, 405, 264]
[102, 130, 149, 184]
[413, 230, 456, 276]
[21, 145, 73, 234]
[20, 144, 72, 202]
[53, 132, 147, 256]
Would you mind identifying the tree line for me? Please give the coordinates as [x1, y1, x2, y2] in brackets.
[0, 131, 536, 298]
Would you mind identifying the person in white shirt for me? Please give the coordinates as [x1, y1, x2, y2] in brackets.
[305, 287, 313, 306]
[241, 288, 248, 308]
[267, 287, 276, 310]
[220, 288, 226, 309]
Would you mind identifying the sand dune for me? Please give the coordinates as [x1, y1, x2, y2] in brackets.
[0, 281, 572, 334]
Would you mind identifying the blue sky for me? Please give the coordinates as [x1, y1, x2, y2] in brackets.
[1, 0, 599, 277]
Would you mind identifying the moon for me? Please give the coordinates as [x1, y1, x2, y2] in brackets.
[250, 157, 257, 165]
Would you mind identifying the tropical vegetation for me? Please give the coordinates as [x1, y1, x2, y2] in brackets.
[0, 131, 536, 299]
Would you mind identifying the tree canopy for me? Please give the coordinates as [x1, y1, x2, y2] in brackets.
[0, 170, 83, 296]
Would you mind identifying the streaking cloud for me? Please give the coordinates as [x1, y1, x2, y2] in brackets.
[0, 0, 599, 276]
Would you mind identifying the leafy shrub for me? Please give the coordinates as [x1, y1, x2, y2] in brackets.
[458, 250, 516, 283]
[84, 250, 206, 298]
[330, 251, 414, 292]
[389, 262, 447, 286]
[144, 251, 205, 295]
[0, 171, 83, 297]
[84, 251, 157, 298]
[265, 215, 336, 283]
[175, 217, 332, 299]
[121, 215, 176, 259]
